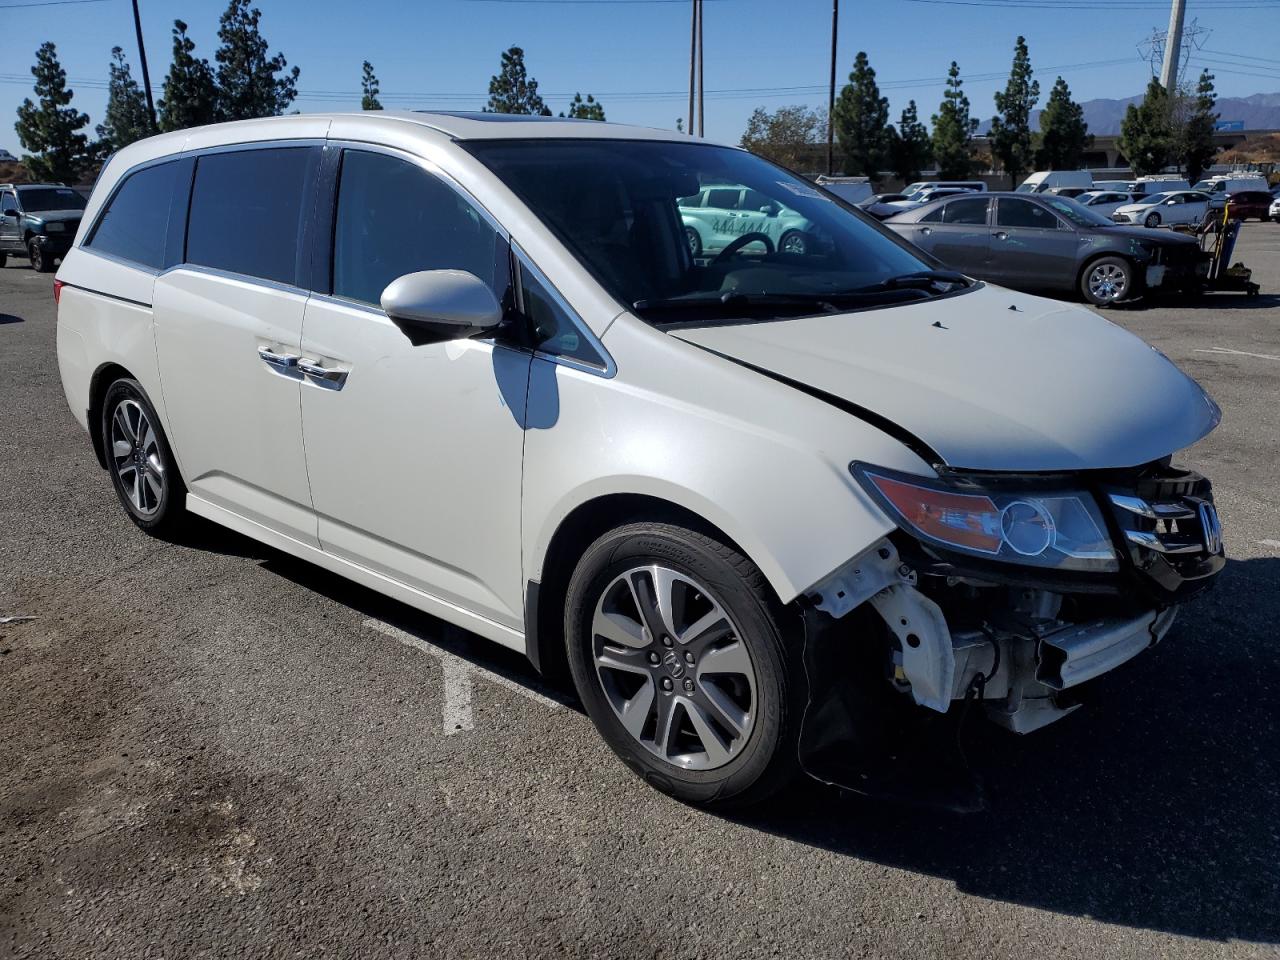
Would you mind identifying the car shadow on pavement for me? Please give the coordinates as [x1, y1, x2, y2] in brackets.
[1141, 293, 1280, 311]
[0, 313, 23, 324]
[727, 555, 1280, 945]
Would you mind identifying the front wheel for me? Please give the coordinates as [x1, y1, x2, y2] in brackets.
[685, 227, 703, 258]
[101, 378, 187, 534]
[564, 522, 801, 807]
[1144, 212, 1161, 229]
[1081, 256, 1134, 307]
[28, 240, 54, 273]
[779, 229, 808, 256]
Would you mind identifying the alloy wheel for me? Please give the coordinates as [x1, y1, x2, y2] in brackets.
[591, 564, 757, 770]
[109, 398, 165, 516]
[1088, 263, 1128, 303]
[781, 232, 807, 255]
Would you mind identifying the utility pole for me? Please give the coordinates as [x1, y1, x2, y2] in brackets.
[131, 0, 157, 128]
[688, 0, 697, 135]
[1159, 0, 1186, 91]
[696, 0, 704, 137]
[827, 0, 838, 175]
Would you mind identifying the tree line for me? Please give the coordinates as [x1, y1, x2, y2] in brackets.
[13, 4, 605, 185]
[742, 37, 1220, 186]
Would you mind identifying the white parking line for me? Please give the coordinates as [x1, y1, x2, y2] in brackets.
[1194, 347, 1280, 362]
[362, 618, 565, 735]
[1258, 539, 1280, 550]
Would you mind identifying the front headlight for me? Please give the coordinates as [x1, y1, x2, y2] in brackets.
[852, 464, 1119, 573]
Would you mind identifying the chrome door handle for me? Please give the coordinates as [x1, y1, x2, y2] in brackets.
[258, 347, 299, 370]
[993, 231, 1009, 240]
[298, 359, 349, 389]
[919, 226, 932, 235]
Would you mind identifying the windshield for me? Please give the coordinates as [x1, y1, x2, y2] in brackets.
[465, 139, 943, 322]
[1015, 182, 1039, 193]
[17, 186, 87, 212]
[1132, 193, 1168, 206]
[1042, 195, 1115, 228]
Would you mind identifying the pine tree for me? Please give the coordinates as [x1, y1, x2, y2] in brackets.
[833, 52, 890, 180]
[361, 60, 382, 111]
[1120, 77, 1175, 176]
[1181, 70, 1218, 185]
[96, 46, 154, 153]
[888, 100, 931, 184]
[989, 36, 1039, 188]
[561, 93, 605, 121]
[1036, 76, 1091, 170]
[158, 19, 218, 132]
[213, 0, 300, 121]
[13, 42, 92, 184]
[485, 47, 550, 116]
[931, 62, 978, 180]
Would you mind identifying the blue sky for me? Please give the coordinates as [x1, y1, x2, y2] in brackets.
[4, 0, 1279, 156]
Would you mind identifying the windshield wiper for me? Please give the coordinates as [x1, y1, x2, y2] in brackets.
[632, 291, 843, 315]
[850, 270, 971, 294]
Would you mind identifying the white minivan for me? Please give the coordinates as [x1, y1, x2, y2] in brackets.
[55, 113, 1225, 806]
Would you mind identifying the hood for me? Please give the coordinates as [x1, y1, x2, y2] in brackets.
[1099, 223, 1199, 246]
[668, 285, 1220, 472]
[27, 210, 83, 223]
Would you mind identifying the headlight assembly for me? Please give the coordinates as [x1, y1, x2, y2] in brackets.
[852, 463, 1118, 573]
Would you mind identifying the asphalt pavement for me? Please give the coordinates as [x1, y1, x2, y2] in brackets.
[2, 228, 1278, 959]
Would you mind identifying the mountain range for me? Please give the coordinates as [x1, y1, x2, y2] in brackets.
[977, 92, 1280, 135]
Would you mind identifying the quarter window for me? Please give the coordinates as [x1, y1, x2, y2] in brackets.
[331, 150, 500, 306]
[997, 198, 1059, 229]
[520, 261, 605, 369]
[941, 197, 990, 225]
[86, 161, 179, 269]
[186, 147, 317, 285]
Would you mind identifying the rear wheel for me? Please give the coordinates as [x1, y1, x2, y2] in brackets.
[779, 230, 808, 255]
[564, 522, 801, 807]
[0, 252, 6, 268]
[1081, 256, 1134, 307]
[685, 227, 702, 258]
[101, 378, 187, 534]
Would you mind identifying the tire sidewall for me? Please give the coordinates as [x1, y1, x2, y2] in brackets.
[564, 524, 796, 806]
[28, 240, 45, 272]
[1081, 256, 1133, 307]
[1145, 212, 1160, 228]
[100, 378, 184, 531]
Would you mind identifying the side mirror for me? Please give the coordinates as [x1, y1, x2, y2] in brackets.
[1165, 199, 1178, 206]
[2, 207, 18, 218]
[380, 269, 503, 346]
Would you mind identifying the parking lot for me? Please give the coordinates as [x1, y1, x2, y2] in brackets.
[1, 228, 1277, 959]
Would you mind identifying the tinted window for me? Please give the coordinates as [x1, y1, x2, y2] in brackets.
[997, 198, 1059, 229]
[332, 150, 500, 306]
[1, 191, 16, 212]
[520, 261, 605, 368]
[186, 147, 315, 285]
[17, 186, 87, 212]
[86, 162, 180, 269]
[706, 188, 740, 210]
[941, 197, 990, 225]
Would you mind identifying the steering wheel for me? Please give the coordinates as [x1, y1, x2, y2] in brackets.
[711, 231, 775, 264]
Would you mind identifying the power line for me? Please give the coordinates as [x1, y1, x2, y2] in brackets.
[1201, 48, 1280, 65]
[899, 0, 1280, 8]
[0, 0, 109, 8]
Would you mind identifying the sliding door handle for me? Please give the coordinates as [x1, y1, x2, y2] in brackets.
[298, 359, 349, 389]
[258, 347, 299, 370]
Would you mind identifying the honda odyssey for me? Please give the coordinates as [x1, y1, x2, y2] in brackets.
[55, 112, 1225, 806]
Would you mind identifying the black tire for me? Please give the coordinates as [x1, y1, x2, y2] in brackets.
[100, 378, 187, 534]
[1080, 255, 1135, 307]
[1144, 211, 1161, 229]
[28, 239, 54, 273]
[685, 227, 702, 258]
[564, 521, 801, 807]
[779, 229, 808, 256]
[0, 252, 7, 268]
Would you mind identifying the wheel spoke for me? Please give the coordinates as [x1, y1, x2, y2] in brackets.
[696, 681, 749, 737]
[114, 405, 135, 443]
[697, 639, 752, 678]
[131, 470, 144, 510]
[680, 609, 732, 651]
[596, 645, 650, 677]
[627, 569, 671, 641]
[684, 699, 733, 767]
[112, 439, 132, 459]
[140, 421, 157, 456]
[143, 470, 163, 504]
[650, 694, 680, 758]
[593, 608, 646, 649]
[618, 679, 655, 740]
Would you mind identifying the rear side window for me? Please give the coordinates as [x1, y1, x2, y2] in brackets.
[941, 197, 990, 225]
[186, 147, 316, 286]
[86, 161, 179, 269]
[331, 149, 500, 306]
[997, 198, 1059, 229]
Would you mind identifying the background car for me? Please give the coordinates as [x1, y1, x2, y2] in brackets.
[1270, 195, 1280, 222]
[1223, 190, 1273, 222]
[1111, 191, 1211, 228]
[679, 183, 818, 256]
[863, 186, 975, 220]
[885, 191, 1206, 305]
[1075, 190, 1136, 217]
[0, 182, 87, 271]
[856, 192, 908, 208]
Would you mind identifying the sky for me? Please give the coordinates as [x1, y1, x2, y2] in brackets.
[4, 0, 1280, 157]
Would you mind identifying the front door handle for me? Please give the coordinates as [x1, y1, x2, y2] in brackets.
[258, 347, 299, 371]
[918, 226, 932, 236]
[298, 359, 349, 389]
[992, 231, 1009, 241]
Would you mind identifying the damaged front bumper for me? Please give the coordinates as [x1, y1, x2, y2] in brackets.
[796, 463, 1224, 804]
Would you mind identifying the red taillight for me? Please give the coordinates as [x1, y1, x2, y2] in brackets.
[53, 279, 63, 304]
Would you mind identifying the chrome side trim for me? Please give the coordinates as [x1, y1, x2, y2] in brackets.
[1108, 492, 1196, 520]
[1124, 530, 1204, 555]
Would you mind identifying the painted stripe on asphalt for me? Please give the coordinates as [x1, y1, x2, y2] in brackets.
[1195, 347, 1280, 362]
[363, 618, 565, 736]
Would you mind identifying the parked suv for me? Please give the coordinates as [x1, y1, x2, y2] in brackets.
[0, 183, 87, 271]
[56, 113, 1225, 807]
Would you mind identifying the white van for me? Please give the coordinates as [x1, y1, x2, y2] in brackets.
[55, 112, 1226, 806]
[1017, 171, 1093, 193]
[901, 179, 987, 194]
[1191, 175, 1271, 198]
[1128, 176, 1191, 196]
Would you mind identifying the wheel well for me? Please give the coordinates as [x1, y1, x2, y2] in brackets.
[527, 493, 766, 685]
[87, 362, 134, 469]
